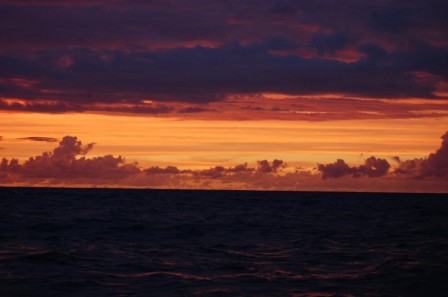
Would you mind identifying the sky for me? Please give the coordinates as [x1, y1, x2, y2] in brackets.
[0, 0, 447, 192]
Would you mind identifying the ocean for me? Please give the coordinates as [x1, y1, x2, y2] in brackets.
[0, 187, 447, 296]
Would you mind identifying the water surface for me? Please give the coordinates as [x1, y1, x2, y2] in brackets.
[0, 188, 447, 296]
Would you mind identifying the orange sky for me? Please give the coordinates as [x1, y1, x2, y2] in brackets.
[1, 111, 446, 168]
[1, 108, 447, 192]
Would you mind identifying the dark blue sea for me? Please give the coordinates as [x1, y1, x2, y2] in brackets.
[0, 187, 447, 296]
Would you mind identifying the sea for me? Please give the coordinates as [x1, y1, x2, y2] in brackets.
[0, 187, 447, 297]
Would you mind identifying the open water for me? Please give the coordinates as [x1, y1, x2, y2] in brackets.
[0, 187, 447, 296]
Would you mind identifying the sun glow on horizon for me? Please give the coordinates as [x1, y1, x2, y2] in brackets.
[1, 111, 446, 171]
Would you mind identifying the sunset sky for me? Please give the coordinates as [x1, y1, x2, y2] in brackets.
[1, 0, 447, 192]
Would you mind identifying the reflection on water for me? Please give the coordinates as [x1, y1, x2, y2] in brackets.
[0, 188, 447, 296]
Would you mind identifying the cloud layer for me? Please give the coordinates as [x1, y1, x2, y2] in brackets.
[17, 137, 58, 142]
[0, 0, 447, 115]
[1, 132, 447, 192]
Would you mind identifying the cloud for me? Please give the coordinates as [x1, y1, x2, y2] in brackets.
[257, 159, 286, 173]
[144, 166, 181, 175]
[309, 32, 349, 56]
[0, 98, 175, 114]
[395, 131, 448, 178]
[0, 136, 140, 179]
[177, 107, 215, 114]
[0, 44, 442, 107]
[319, 130, 448, 180]
[0, 0, 447, 113]
[193, 163, 256, 179]
[0, 133, 447, 192]
[358, 156, 391, 177]
[17, 136, 58, 142]
[317, 159, 356, 179]
[318, 157, 390, 179]
[0, 158, 21, 177]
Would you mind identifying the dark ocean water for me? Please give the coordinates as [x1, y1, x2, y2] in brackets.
[0, 188, 447, 297]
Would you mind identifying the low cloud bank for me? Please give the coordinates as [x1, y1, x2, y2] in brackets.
[317, 130, 448, 180]
[318, 157, 390, 179]
[394, 131, 448, 178]
[1, 131, 447, 192]
[1, 136, 140, 179]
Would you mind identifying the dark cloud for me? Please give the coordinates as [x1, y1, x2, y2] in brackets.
[391, 156, 401, 163]
[309, 32, 349, 56]
[318, 157, 390, 179]
[358, 44, 389, 65]
[18, 137, 58, 142]
[144, 166, 181, 175]
[0, 99, 174, 114]
[177, 107, 214, 114]
[369, 5, 410, 34]
[0, 158, 21, 176]
[257, 159, 286, 173]
[195, 166, 227, 179]
[396, 131, 448, 178]
[0, 43, 443, 107]
[423, 131, 448, 177]
[0, 0, 446, 111]
[194, 163, 256, 179]
[0, 136, 140, 179]
[0, 132, 447, 190]
[318, 131, 448, 180]
[229, 163, 254, 173]
[318, 159, 356, 179]
[358, 157, 391, 178]
[269, 1, 297, 17]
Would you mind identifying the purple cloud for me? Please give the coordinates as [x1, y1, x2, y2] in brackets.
[396, 131, 448, 178]
[0, 0, 446, 112]
[1, 136, 140, 179]
[18, 137, 58, 142]
[318, 157, 390, 179]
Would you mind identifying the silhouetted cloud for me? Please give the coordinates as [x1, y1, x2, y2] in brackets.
[193, 163, 256, 179]
[0, 136, 140, 179]
[0, 158, 21, 177]
[0, 99, 175, 114]
[318, 159, 356, 179]
[177, 107, 214, 114]
[358, 157, 391, 177]
[318, 157, 390, 179]
[145, 166, 181, 174]
[195, 166, 227, 179]
[18, 137, 58, 142]
[310, 32, 349, 56]
[395, 131, 448, 178]
[0, 132, 447, 191]
[257, 159, 286, 173]
[228, 163, 254, 173]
